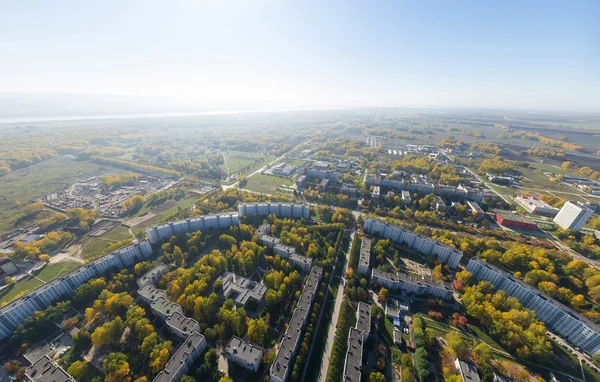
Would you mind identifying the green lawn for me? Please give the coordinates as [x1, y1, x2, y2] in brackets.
[0, 157, 122, 234]
[527, 162, 569, 175]
[221, 150, 275, 175]
[0, 261, 80, 304]
[242, 173, 295, 194]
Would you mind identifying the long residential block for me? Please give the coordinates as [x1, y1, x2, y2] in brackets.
[0, 241, 153, 340]
[358, 237, 371, 276]
[270, 266, 323, 382]
[153, 331, 206, 382]
[371, 269, 453, 300]
[146, 212, 240, 244]
[238, 203, 310, 219]
[363, 219, 462, 268]
[467, 258, 600, 354]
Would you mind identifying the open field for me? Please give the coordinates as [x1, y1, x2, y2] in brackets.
[0, 157, 122, 233]
[242, 173, 295, 194]
[221, 150, 275, 175]
[0, 261, 80, 304]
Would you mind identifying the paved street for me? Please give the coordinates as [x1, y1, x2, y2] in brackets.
[317, 230, 355, 382]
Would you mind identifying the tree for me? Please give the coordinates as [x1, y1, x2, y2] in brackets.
[67, 361, 90, 380]
[378, 288, 388, 303]
[5, 276, 16, 285]
[103, 352, 130, 382]
[91, 317, 125, 347]
[149, 341, 173, 372]
[3, 360, 20, 373]
[247, 317, 268, 345]
[370, 372, 386, 382]
[39, 254, 50, 262]
[140, 332, 160, 357]
[445, 331, 467, 357]
[219, 234, 237, 248]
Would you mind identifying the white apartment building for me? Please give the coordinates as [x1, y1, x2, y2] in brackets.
[238, 202, 310, 219]
[0, 240, 153, 340]
[146, 212, 240, 244]
[553, 201, 594, 230]
[371, 269, 453, 300]
[467, 258, 600, 354]
[363, 219, 462, 268]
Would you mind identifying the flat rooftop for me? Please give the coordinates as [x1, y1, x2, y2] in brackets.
[372, 268, 453, 291]
[359, 237, 371, 268]
[138, 264, 169, 286]
[356, 302, 371, 334]
[218, 272, 267, 306]
[138, 284, 168, 302]
[224, 336, 262, 366]
[343, 328, 363, 382]
[150, 297, 182, 317]
[25, 355, 74, 382]
[153, 332, 205, 382]
[456, 359, 481, 382]
[166, 311, 199, 336]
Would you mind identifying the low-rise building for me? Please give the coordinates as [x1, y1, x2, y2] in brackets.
[153, 332, 206, 382]
[401, 190, 411, 205]
[435, 196, 446, 212]
[467, 200, 485, 219]
[455, 359, 481, 382]
[495, 210, 537, 230]
[515, 196, 559, 217]
[224, 336, 263, 372]
[0, 256, 18, 276]
[25, 355, 75, 382]
[137, 264, 169, 288]
[217, 272, 267, 307]
[358, 238, 371, 276]
[150, 297, 183, 320]
[371, 269, 453, 300]
[166, 311, 200, 339]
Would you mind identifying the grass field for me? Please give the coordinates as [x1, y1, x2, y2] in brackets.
[242, 174, 295, 194]
[527, 162, 569, 175]
[0, 261, 80, 304]
[221, 150, 275, 175]
[0, 156, 122, 233]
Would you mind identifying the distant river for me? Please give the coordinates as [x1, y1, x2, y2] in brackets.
[0, 109, 300, 124]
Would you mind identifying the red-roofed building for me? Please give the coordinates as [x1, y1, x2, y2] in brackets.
[495, 210, 537, 230]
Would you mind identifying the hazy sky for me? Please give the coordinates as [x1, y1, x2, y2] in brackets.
[1, 0, 599, 111]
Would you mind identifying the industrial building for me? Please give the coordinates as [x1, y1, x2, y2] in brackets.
[270, 266, 323, 382]
[0, 241, 153, 340]
[363, 219, 463, 268]
[224, 336, 263, 372]
[494, 210, 538, 230]
[371, 269, 453, 300]
[515, 196, 559, 217]
[553, 201, 594, 231]
[467, 258, 600, 354]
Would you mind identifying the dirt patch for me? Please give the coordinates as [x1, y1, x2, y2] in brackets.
[50, 244, 84, 264]
[125, 212, 156, 227]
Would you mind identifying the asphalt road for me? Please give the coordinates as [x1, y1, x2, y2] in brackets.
[317, 230, 354, 382]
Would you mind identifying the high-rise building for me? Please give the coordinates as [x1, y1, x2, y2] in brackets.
[553, 201, 594, 230]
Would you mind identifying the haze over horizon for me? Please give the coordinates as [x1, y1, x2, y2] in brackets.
[1, 0, 599, 113]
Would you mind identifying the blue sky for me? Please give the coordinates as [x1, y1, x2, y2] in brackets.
[1, 0, 598, 111]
